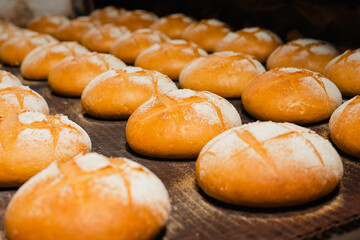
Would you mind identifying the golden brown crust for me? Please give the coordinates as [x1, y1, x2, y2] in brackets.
[242, 68, 342, 124]
[55, 17, 96, 42]
[89, 6, 126, 24]
[150, 13, 195, 39]
[114, 10, 158, 31]
[27, 14, 70, 36]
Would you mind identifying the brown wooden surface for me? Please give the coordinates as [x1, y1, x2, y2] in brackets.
[1, 66, 360, 240]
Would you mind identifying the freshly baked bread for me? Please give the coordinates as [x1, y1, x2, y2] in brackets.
[27, 14, 70, 36]
[330, 96, 360, 158]
[5, 152, 171, 240]
[150, 13, 195, 39]
[0, 28, 36, 49]
[215, 27, 282, 62]
[0, 85, 49, 116]
[179, 51, 265, 98]
[110, 29, 168, 64]
[0, 70, 22, 86]
[0, 21, 17, 34]
[126, 89, 241, 159]
[48, 53, 126, 97]
[135, 40, 207, 80]
[82, 67, 177, 119]
[267, 38, 339, 73]
[114, 9, 158, 31]
[242, 68, 342, 124]
[21, 41, 90, 80]
[182, 19, 230, 52]
[196, 121, 343, 207]
[81, 24, 131, 53]
[0, 111, 91, 187]
[55, 17, 97, 42]
[324, 49, 360, 97]
[90, 6, 126, 24]
[0, 33, 58, 66]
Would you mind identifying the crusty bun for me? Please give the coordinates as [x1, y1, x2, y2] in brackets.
[0, 111, 91, 187]
[330, 96, 360, 158]
[0, 85, 49, 116]
[27, 14, 70, 36]
[324, 49, 360, 97]
[0, 21, 17, 34]
[135, 40, 207, 80]
[110, 29, 168, 64]
[182, 19, 230, 52]
[89, 6, 126, 24]
[126, 89, 241, 159]
[150, 13, 195, 39]
[267, 38, 339, 73]
[48, 53, 126, 97]
[215, 27, 282, 62]
[81, 24, 130, 53]
[114, 9, 158, 31]
[179, 51, 265, 98]
[21, 41, 90, 80]
[55, 17, 97, 42]
[82, 67, 177, 119]
[5, 152, 170, 240]
[0, 28, 36, 49]
[196, 121, 343, 207]
[0, 33, 58, 66]
[0, 70, 22, 86]
[242, 68, 342, 124]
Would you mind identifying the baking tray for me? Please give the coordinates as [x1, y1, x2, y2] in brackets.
[1, 66, 360, 240]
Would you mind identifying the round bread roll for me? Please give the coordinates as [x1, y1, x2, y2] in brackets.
[0, 21, 17, 34]
[0, 28, 37, 49]
[0, 33, 58, 66]
[110, 29, 168, 64]
[114, 9, 158, 31]
[182, 19, 230, 52]
[126, 89, 242, 159]
[324, 49, 360, 97]
[0, 70, 22, 86]
[48, 53, 126, 97]
[179, 51, 265, 98]
[0, 85, 49, 116]
[55, 17, 97, 42]
[267, 38, 339, 73]
[150, 13, 195, 39]
[330, 96, 360, 158]
[82, 67, 178, 119]
[135, 40, 208, 80]
[214, 27, 282, 62]
[242, 68, 342, 124]
[90, 6, 126, 24]
[21, 41, 90, 80]
[27, 14, 70, 36]
[0, 111, 91, 187]
[5, 152, 171, 240]
[196, 121, 343, 207]
[81, 24, 130, 53]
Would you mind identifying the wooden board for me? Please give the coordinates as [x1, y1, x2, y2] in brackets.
[1, 66, 360, 240]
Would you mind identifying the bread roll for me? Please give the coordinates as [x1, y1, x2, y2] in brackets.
[27, 14, 70, 36]
[182, 19, 230, 52]
[0, 21, 17, 34]
[0, 70, 22, 86]
[90, 6, 126, 24]
[82, 67, 178, 119]
[21, 42, 90, 80]
[110, 29, 168, 64]
[242, 68, 342, 124]
[126, 89, 241, 159]
[48, 53, 126, 97]
[196, 121, 343, 207]
[0, 85, 49, 116]
[324, 49, 360, 97]
[0, 33, 58, 66]
[0, 111, 91, 187]
[5, 152, 170, 240]
[55, 17, 97, 42]
[114, 9, 158, 31]
[81, 24, 130, 53]
[150, 13, 195, 39]
[0, 28, 36, 49]
[267, 38, 339, 73]
[179, 51, 265, 98]
[330, 96, 360, 158]
[135, 40, 207, 80]
[215, 27, 282, 62]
